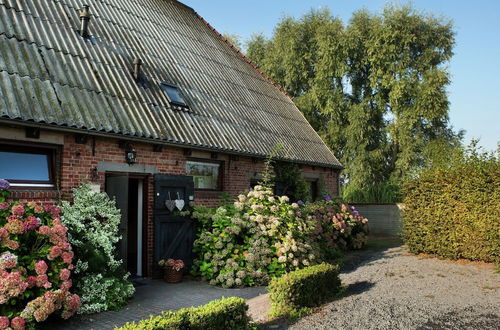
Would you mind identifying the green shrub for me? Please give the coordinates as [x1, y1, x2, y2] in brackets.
[116, 297, 250, 330]
[402, 144, 500, 263]
[342, 181, 402, 204]
[189, 186, 368, 288]
[268, 263, 342, 318]
[61, 184, 134, 314]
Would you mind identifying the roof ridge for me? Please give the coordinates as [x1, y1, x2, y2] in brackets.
[190, 9, 292, 100]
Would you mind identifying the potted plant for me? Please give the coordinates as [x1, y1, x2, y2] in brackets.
[158, 258, 185, 283]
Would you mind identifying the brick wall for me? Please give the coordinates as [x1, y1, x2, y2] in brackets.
[2, 127, 339, 276]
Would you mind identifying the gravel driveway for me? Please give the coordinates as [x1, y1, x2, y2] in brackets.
[286, 241, 500, 330]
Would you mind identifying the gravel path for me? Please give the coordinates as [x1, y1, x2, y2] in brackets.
[287, 244, 500, 330]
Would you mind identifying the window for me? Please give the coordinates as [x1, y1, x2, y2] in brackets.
[186, 160, 221, 190]
[160, 83, 188, 107]
[0, 144, 56, 188]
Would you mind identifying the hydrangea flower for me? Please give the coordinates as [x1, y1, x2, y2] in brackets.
[0, 179, 10, 190]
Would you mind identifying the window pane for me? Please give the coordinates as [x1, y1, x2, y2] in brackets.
[0, 151, 50, 181]
[161, 84, 187, 105]
[186, 161, 220, 190]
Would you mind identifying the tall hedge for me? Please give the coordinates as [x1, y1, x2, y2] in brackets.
[402, 146, 499, 263]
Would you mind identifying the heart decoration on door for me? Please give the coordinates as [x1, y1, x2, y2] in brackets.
[175, 192, 185, 211]
[165, 192, 175, 212]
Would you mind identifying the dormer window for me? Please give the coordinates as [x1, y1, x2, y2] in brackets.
[161, 83, 188, 108]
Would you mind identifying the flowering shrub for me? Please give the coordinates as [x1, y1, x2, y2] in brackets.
[302, 201, 369, 260]
[190, 186, 368, 288]
[0, 180, 80, 328]
[60, 184, 134, 314]
[159, 259, 185, 272]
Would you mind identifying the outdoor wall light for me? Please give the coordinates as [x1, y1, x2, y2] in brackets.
[125, 147, 137, 165]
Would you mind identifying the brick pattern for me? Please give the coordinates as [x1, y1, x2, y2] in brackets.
[6, 131, 339, 277]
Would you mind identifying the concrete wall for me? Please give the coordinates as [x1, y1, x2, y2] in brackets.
[353, 204, 403, 237]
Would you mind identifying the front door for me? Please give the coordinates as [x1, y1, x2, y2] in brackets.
[105, 173, 129, 268]
[106, 174, 146, 277]
[154, 174, 195, 277]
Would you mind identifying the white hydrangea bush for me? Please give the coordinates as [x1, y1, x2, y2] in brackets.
[192, 185, 319, 288]
[61, 183, 135, 314]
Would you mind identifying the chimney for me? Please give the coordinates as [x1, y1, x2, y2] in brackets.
[133, 58, 142, 81]
[79, 5, 91, 38]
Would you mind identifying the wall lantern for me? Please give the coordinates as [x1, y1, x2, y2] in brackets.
[125, 147, 137, 165]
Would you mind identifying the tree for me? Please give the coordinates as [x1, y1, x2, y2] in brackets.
[244, 4, 459, 200]
[222, 32, 242, 50]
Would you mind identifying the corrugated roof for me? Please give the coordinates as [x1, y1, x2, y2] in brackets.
[0, 0, 342, 168]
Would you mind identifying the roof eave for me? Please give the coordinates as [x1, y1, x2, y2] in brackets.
[0, 119, 343, 170]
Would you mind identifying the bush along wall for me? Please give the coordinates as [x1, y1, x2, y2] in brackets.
[116, 297, 250, 330]
[268, 263, 342, 318]
[402, 146, 500, 264]
[61, 184, 135, 314]
[0, 180, 81, 329]
[190, 185, 368, 288]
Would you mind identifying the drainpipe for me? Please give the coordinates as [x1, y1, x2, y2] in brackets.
[80, 5, 91, 38]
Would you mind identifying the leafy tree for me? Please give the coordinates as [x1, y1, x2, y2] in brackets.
[244, 4, 460, 200]
[222, 32, 242, 50]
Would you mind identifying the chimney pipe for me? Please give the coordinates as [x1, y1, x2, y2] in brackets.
[80, 5, 91, 38]
[133, 58, 142, 81]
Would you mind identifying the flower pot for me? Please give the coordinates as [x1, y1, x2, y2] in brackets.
[164, 267, 183, 283]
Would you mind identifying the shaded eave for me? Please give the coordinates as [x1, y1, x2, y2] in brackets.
[0, 119, 344, 170]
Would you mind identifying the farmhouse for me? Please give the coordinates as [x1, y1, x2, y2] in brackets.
[0, 0, 342, 277]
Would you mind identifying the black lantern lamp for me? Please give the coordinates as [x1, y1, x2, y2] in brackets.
[125, 147, 136, 165]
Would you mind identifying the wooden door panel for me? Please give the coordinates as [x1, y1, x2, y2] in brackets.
[154, 175, 195, 277]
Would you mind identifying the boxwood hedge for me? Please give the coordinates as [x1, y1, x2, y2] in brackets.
[402, 146, 499, 264]
[268, 263, 342, 318]
[116, 297, 250, 330]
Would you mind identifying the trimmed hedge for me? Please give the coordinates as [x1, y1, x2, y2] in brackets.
[268, 263, 342, 318]
[115, 297, 249, 330]
[402, 147, 499, 263]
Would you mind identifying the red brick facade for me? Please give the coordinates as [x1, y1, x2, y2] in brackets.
[1, 126, 340, 277]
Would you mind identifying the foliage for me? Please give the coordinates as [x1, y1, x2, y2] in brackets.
[342, 181, 402, 204]
[190, 186, 368, 288]
[116, 297, 250, 330]
[267, 263, 342, 318]
[259, 144, 311, 202]
[402, 143, 500, 264]
[302, 201, 369, 260]
[158, 259, 185, 272]
[246, 4, 460, 197]
[0, 183, 80, 328]
[222, 33, 243, 50]
[60, 184, 134, 314]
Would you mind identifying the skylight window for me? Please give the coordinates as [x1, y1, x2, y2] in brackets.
[161, 83, 188, 107]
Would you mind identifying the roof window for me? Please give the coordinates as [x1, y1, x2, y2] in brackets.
[160, 83, 189, 108]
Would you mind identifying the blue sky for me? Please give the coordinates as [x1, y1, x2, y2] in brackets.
[182, 0, 500, 152]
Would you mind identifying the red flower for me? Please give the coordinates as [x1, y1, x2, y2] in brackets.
[11, 205, 25, 216]
[10, 317, 26, 330]
[0, 316, 9, 329]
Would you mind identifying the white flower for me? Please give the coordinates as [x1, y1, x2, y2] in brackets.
[291, 203, 299, 209]
[238, 194, 246, 202]
[280, 196, 289, 203]
[268, 196, 275, 203]
[278, 256, 287, 263]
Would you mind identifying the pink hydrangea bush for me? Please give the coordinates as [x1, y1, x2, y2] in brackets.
[0, 181, 80, 329]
